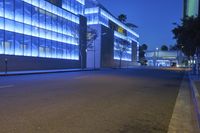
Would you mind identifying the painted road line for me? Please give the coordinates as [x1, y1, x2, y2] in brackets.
[0, 85, 14, 89]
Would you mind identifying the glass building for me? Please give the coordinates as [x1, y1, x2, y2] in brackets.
[85, 0, 139, 67]
[184, 0, 200, 17]
[0, 0, 85, 61]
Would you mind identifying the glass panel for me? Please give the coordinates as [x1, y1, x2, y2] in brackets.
[5, 0, 14, 19]
[5, 19, 14, 32]
[46, 11, 52, 31]
[66, 44, 71, 59]
[39, 38, 45, 57]
[62, 43, 67, 59]
[15, 33, 23, 55]
[56, 42, 63, 58]
[15, 0, 23, 23]
[32, 0, 39, 7]
[0, 30, 4, 54]
[51, 41, 57, 58]
[45, 1, 52, 13]
[0, 0, 4, 17]
[39, 28, 46, 39]
[15, 21, 23, 34]
[46, 39, 51, 58]
[32, 6, 39, 27]
[0, 17, 4, 30]
[24, 35, 31, 56]
[39, 0, 46, 10]
[5, 31, 14, 55]
[31, 36, 39, 56]
[24, 2, 32, 25]
[32, 26, 39, 37]
[39, 9, 46, 29]
[24, 24, 32, 36]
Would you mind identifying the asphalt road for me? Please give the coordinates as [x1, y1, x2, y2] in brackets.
[0, 68, 184, 133]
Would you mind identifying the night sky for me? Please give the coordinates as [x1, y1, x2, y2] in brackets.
[98, 0, 183, 50]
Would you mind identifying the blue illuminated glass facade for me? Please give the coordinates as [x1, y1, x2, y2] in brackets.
[85, 5, 139, 62]
[0, 0, 85, 60]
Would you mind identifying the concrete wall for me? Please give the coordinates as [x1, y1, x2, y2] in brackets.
[101, 25, 115, 68]
[86, 25, 102, 69]
[0, 54, 80, 72]
[79, 15, 87, 69]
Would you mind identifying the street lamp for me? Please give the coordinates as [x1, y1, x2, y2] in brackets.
[156, 48, 159, 67]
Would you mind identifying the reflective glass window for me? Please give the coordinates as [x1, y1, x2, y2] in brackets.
[46, 30, 51, 40]
[24, 2, 32, 25]
[0, 0, 4, 17]
[45, 1, 52, 13]
[31, 36, 39, 56]
[51, 41, 57, 58]
[62, 43, 67, 58]
[56, 42, 63, 58]
[39, 38, 46, 57]
[46, 39, 51, 58]
[57, 17, 63, 34]
[24, 24, 32, 36]
[0, 17, 4, 30]
[66, 44, 71, 59]
[51, 15, 57, 32]
[5, 31, 14, 55]
[39, 0, 46, 10]
[32, 0, 39, 7]
[46, 11, 52, 30]
[0, 30, 4, 54]
[39, 9, 46, 29]
[15, 33, 23, 55]
[32, 6, 39, 27]
[15, 21, 23, 34]
[39, 28, 46, 38]
[32, 26, 39, 37]
[51, 32, 57, 42]
[5, 0, 14, 19]
[5, 19, 14, 32]
[24, 35, 31, 56]
[23, 0, 31, 4]
[15, 0, 23, 22]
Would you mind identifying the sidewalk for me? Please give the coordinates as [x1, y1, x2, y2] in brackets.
[189, 74, 200, 129]
[0, 68, 96, 76]
[168, 75, 200, 133]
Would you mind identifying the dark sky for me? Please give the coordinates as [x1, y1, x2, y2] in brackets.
[98, 0, 183, 50]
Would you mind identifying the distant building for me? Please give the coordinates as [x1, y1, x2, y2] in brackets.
[145, 50, 186, 67]
[184, 0, 200, 17]
[85, 0, 139, 68]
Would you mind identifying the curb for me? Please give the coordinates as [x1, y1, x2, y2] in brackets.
[188, 74, 200, 128]
[0, 69, 99, 76]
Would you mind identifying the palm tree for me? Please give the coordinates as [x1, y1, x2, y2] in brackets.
[118, 14, 127, 23]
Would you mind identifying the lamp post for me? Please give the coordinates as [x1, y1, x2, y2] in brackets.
[156, 48, 159, 67]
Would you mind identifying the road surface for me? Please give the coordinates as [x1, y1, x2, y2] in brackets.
[0, 68, 184, 133]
